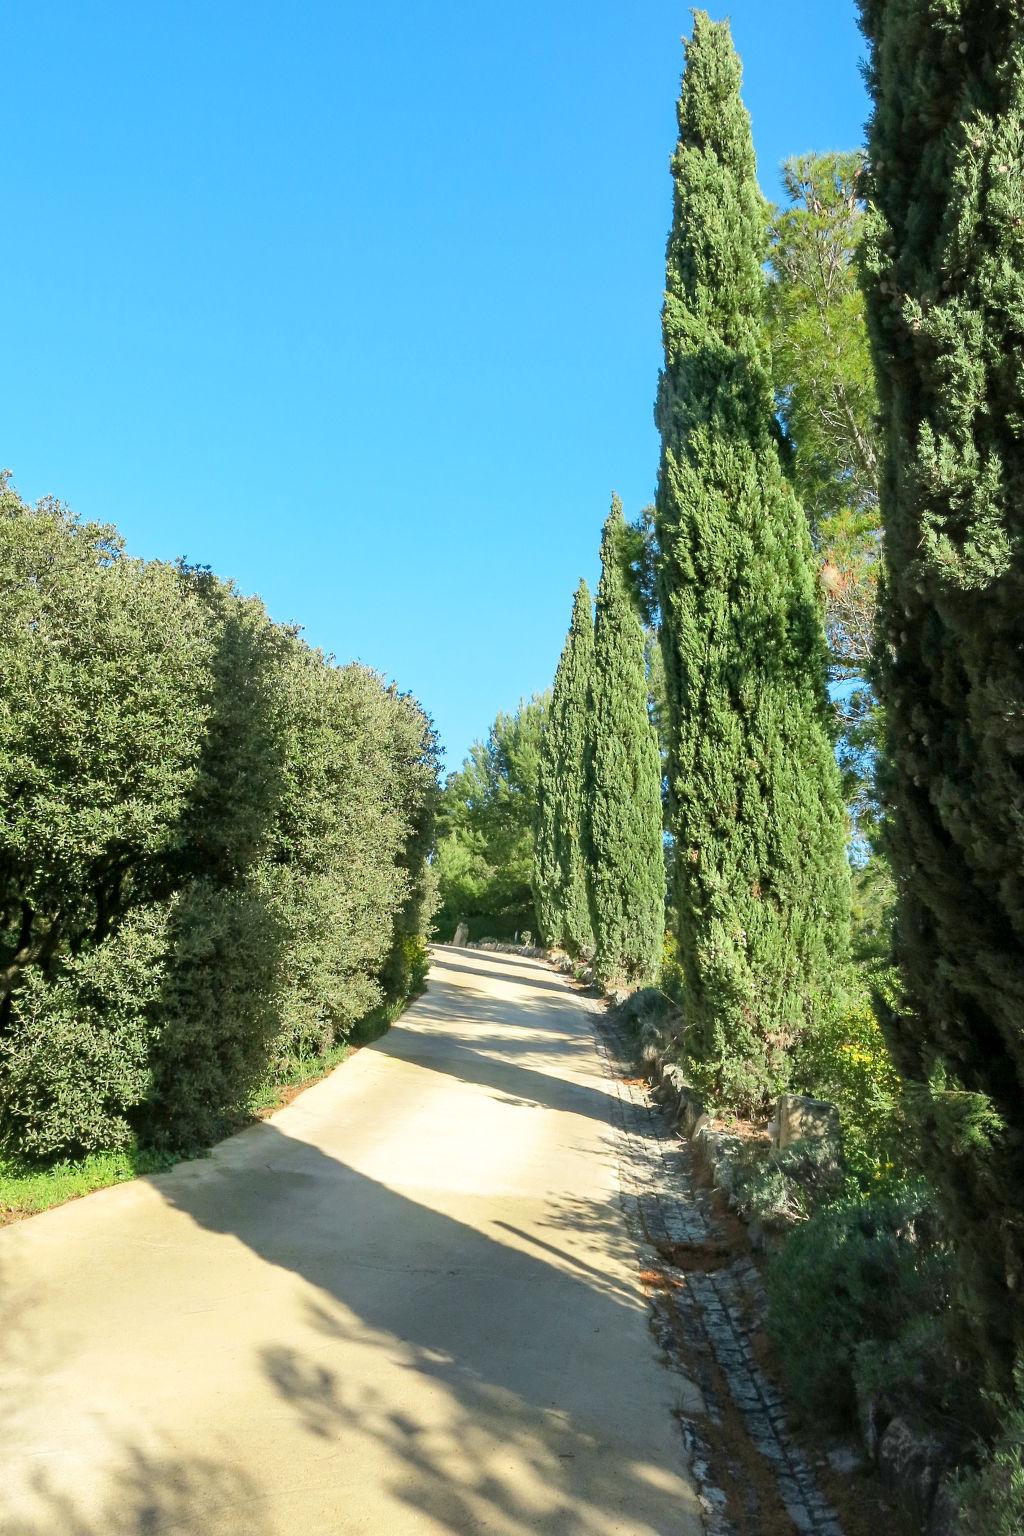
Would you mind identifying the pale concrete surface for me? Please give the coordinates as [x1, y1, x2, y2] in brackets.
[0, 945, 702, 1536]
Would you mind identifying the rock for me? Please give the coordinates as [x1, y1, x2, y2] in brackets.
[775, 1093, 842, 1153]
[638, 1021, 665, 1069]
[928, 1482, 960, 1536]
[452, 921, 469, 948]
[877, 1415, 949, 1519]
[675, 1083, 707, 1138]
[657, 1062, 690, 1105]
[826, 1443, 863, 1478]
[857, 1389, 884, 1462]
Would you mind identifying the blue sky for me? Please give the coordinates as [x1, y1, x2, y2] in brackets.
[3, 2, 869, 771]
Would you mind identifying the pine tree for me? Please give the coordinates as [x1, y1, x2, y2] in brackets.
[535, 581, 595, 955]
[858, 0, 1024, 1390]
[585, 499, 664, 988]
[654, 13, 850, 1108]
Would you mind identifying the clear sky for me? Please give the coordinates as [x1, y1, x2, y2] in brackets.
[3, 2, 869, 772]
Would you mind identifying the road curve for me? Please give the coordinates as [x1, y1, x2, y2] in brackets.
[0, 944, 701, 1536]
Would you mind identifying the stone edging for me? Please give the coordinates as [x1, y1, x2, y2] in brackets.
[640, 1039, 746, 1201]
[465, 939, 548, 959]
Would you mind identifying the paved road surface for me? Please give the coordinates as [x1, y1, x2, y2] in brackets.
[1, 945, 701, 1536]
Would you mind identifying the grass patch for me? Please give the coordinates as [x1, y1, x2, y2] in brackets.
[0, 1145, 181, 1224]
[250, 1040, 352, 1117]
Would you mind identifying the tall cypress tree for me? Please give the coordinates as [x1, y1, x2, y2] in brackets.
[654, 14, 850, 1109]
[585, 499, 664, 988]
[858, 0, 1024, 1389]
[534, 581, 595, 956]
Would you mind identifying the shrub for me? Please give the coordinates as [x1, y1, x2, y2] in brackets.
[0, 479, 439, 1162]
[765, 1185, 952, 1427]
[140, 877, 284, 1149]
[955, 1374, 1024, 1536]
[794, 983, 907, 1186]
[728, 1138, 846, 1232]
[0, 907, 167, 1158]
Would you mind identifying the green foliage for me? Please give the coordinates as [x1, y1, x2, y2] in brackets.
[140, 877, 284, 1149]
[534, 581, 595, 956]
[585, 500, 664, 988]
[728, 1137, 846, 1231]
[659, 928, 685, 1005]
[0, 1144, 181, 1222]
[769, 152, 880, 646]
[765, 1186, 952, 1426]
[435, 695, 549, 941]
[768, 152, 884, 852]
[955, 1370, 1024, 1536]
[0, 478, 438, 1160]
[271, 651, 438, 1067]
[1, 906, 167, 1157]
[857, 0, 1024, 1392]
[653, 14, 851, 1110]
[794, 988, 906, 1185]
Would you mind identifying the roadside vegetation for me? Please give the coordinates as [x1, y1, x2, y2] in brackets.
[439, 6, 1024, 1525]
[0, 477, 438, 1213]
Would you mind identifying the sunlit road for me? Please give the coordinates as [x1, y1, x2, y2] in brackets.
[0, 945, 700, 1536]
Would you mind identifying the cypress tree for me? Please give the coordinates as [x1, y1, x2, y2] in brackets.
[535, 581, 595, 955]
[586, 499, 664, 988]
[654, 14, 850, 1108]
[858, 0, 1024, 1389]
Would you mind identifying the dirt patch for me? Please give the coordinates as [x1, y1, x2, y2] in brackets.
[709, 1115, 771, 1146]
[654, 1237, 736, 1273]
[639, 1265, 687, 1293]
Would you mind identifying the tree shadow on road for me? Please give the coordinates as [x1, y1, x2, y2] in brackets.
[4, 1444, 271, 1536]
[429, 948, 584, 997]
[158, 1120, 695, 1535]
[0, 951, 697, 1535]
[376, 984, 661, 1139]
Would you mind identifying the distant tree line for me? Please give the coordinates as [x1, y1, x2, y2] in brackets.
[0, 478, 438, 1160]
[432, 695, 548, 943]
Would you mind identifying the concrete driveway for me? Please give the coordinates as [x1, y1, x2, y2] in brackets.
[0, 945, 701, 1536]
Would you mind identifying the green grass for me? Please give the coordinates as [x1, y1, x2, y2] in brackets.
[0, 1145, 181, 1223]
[248, 1040, 352, 1116]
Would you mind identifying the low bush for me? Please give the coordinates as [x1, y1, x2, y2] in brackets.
[793, 982, 907, 1187]
[728, 1137, 846, 1231]
[955, 1373, 1024, 1535]
[765, 1184, 952, 1428]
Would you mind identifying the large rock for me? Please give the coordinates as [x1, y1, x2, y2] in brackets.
[928, 1483, 960, 1536]
[654, 1064, 706, 1136]
[638, 1021, 666, 1069]
[878, 1415, 951, 1522]
[774, 1093, 842, 1153]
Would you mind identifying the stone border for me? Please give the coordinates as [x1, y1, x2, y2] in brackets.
[464, 939, 548, 959]
[593, 1002, 845, 1536]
